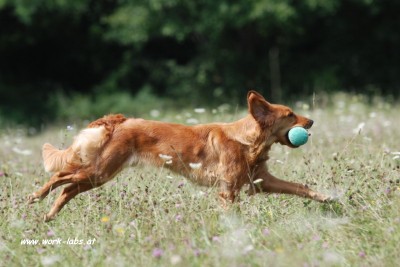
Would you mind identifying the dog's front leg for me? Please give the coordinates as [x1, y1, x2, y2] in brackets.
[254, 169, 333, 202]
[218, 180, 241, 208]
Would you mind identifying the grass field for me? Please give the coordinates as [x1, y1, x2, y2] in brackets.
[1, 93, 399, 267]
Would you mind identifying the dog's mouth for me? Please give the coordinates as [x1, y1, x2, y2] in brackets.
[284, 131, 297, 148]
[283, 131, 310, 148]
[282, 125, 312, 148]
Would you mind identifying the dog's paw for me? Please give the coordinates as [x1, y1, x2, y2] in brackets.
[27, 194, 40, 204]
[323, 195, 339, 202]
[43, 214, 54, 223]
[314, 193, 340, 203]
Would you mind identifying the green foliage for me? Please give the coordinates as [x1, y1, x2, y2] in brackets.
[51, 89, 169, 122]
[104, 4, 150, 45]
[7, 0, 87, 24]
[1, 0, 400, 125]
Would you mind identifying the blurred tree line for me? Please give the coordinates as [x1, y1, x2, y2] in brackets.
[0, 0, 399, 125]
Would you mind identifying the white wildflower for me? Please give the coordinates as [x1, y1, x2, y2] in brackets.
[243, 245, 254, 253]
[253, 178, 263, 184]
[194, 108, 206, 113]
[12, 147, 32, 156]
[41, 255, 61, 266]
[302, 103, 310, 110]
[150, 109, 160, 118]
[369, 112, 377, 118]
[218, 104, 230, 112]
[170, 255, 182, 265]
[159, 154, 173, 160]
[198, 191, 206, 196]
[352, 122, 365, 134]
[189, 162, 202, 169]
[186, 118, 199, 124]
[67, 125, 74, 131]
[390, 152, 400, 160]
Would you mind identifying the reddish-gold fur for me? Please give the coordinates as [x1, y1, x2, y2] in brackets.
[28, 91, 332, 221]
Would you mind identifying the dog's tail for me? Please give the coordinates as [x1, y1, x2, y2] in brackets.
[42, 143, 75, 172]
[42, 114, 127, 173]
[42, 127, 107, 173]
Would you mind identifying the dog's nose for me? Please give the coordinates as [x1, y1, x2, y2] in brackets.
[306, 120, 314, 129]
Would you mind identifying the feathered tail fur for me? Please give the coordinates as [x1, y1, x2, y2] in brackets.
[42, 114, 127, 173]
[42, 143, 75, 172]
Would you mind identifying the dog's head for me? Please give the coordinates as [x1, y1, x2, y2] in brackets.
[247, 90, 313, 148]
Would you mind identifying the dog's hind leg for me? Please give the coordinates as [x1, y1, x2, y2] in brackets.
[27, 171, 86, 204]
[44, 183, 95, 222]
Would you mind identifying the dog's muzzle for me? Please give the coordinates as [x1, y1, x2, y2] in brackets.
[305, 120, 314, 129]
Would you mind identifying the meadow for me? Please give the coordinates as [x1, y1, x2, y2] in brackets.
[1, 93, 399, 267]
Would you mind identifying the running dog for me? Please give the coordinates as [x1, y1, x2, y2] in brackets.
[28, 90, 332, 221]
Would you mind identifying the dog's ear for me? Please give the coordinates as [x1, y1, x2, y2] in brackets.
[247, 91, 274, 126]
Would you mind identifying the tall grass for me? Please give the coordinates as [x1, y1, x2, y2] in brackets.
[1, 93, 399, 266]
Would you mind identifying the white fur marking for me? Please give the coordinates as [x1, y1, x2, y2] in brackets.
[72, 126, 106, 165]
[125, 154, 139, 167]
